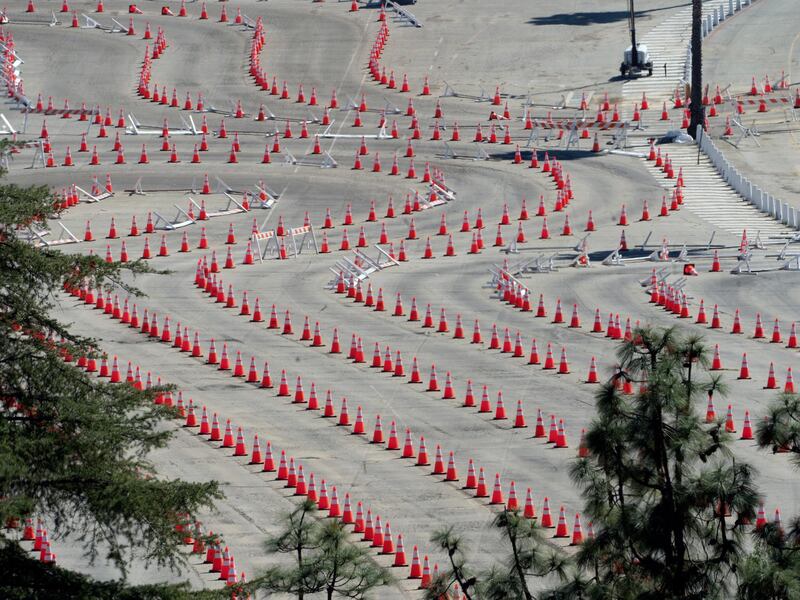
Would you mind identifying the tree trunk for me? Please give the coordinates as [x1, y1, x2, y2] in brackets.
[297, 546, 304, 600]
[689, 0, 704, 137]
[448, 549, 474, 600]
[507, 526, 533, 600]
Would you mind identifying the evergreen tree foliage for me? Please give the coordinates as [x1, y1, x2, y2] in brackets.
[0, 151, 222, 595]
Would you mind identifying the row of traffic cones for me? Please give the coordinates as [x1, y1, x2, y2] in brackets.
[70, 283, 595, 583]
[57, 303, 419, 585]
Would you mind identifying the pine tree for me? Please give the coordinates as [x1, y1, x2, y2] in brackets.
[0, 149, 222, 596]
[257, 499, 392, 599]
[755, 392, 800, 468]
[554, 326, 759, 599]
[427, 526, 478, 600]
[314, 519, 392, 600]
[426, 512, 569, 600]
[260, 499, 323, 599]
[737, 392, 800, 599]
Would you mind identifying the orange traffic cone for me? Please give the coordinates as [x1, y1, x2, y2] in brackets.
[739, 410, 753, 440]
[554, 506, 569, 537]
[570, 514, 583, 545]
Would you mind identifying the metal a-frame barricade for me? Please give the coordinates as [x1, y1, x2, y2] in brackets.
[731, 251, 755, 275]
[441, 82, 496, 104]
[239, 13, 259, 30]
[638, 266, 670, 288]
[487, 253, 558, 290]
[0, 113, 16, 135]
[780, 254, 800, 271]
[251, 181, 286, 208]
[523, 119, 560, 148]
[601, 248, 625, 266]
[73, 185, 113, 203]
[439, 141, 491, 162]
[215, 192, 249, 217]
[562, 122, 583, 151]
[503, 238, 519, 254]
[520, 254, 558, 274]
[80, 14, 116, 31]
[601, 232, 663, 266]
[486, 266, 532, 304]
[648, 238, 674, 262]
[286, 149, 338, 169]
[610, 122, 630, 150]
[126, 113, 197, 136]
[254, 181, 281, 209]
[254, 224, 319, 260]
[188, 176, 249, 218]
[776, 237, 800, 271]
[152, 204, 196, 231]
[109, 17, 132, 33]
[253, 229, 279, 261]
[24, 221, 80, 247]
[186, 193, 249, 220]
[728, 113, 761, 149]
[384, 1, 423, 27]
[570, 234, 591, 267]
[281, 225, 319, 259]
[429, 173, 456, 205]
[327, 246, 399, 289]
[29, 139, 46, 169]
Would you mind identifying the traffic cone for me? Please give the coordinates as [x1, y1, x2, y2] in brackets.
[427, 364, 440, 391]
[158, 234, 169, 256]
[221, 420, 234, 447]
[737, 353, 750, 379]
[494, 391, 507, 420]
[765, 362, 778, 389]
[556, 419, 569, 448]
[732, 309, 742, 334]
[570, 514, 583, 545]
[554, 506, 569, 537]
[706, 392, 717, 423]
[770, 319, 782, 343]
[461, 459, 477, 489]
[539, 217, 549, 239]
[754, 313, 765, 338]
[461, 379, 476, 407]
[478, 385, 492, 413]
[784, 367, 795, 393]
[513, 399, 527, 427]
[725, 404, 736, 433]
[787, 322, 797, 348]
[541, 497, 553, 527]
[710, 344, 722, 370]
[755, 504, 767, 529]
[711, 304, 721, 329]
[577, 428, 590, 458]
[557, 347, 570, 374]
[740, 411, 753, 440]
[490, 473, 504, 504]
[585, 356, 599, 383]
[527, 338, 541, 365]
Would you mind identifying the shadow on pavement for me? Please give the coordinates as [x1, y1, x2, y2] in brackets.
[528, 2, 691, 26]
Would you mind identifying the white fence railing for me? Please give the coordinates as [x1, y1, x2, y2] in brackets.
[696, 126, 799, 229]
[683, 0, 798, 230]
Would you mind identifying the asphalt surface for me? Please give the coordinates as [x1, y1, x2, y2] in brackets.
[3, 0, 799, 595]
